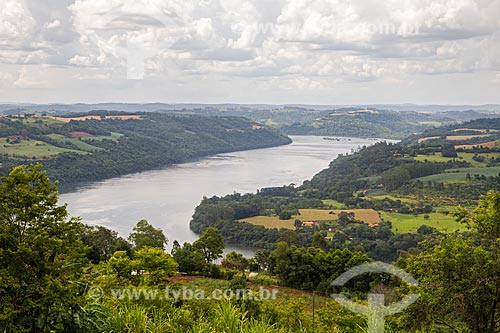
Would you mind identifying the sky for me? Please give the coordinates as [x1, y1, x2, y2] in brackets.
[0, 0, 500, 105]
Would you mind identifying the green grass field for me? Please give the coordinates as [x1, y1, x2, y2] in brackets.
[366, 188, 387, 197]
[0, 138, 83, 159]
[414, 152, 500, 167]
[81, 132, 123, 142]
[379, 211, 467, 233]
[9, 117, 63, 126]
[415, 166, 500, 184]
[45, 134, 104, 152]
[369, 194, 419, 204]
[322, 199, 345, 209]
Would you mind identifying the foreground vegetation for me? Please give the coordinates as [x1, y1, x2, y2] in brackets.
[3, 164, 500, 332]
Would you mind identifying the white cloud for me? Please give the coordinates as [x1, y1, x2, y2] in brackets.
[45, 20, 61, 29]
[14, 65, 47, 88]
[1, 0, 500, 103]
[496, 72, 500, 84]
[0, 0, 35, 41]
[0, 71, 13, 82]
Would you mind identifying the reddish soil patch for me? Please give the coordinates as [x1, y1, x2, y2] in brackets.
[455, 141, 497, 150]
[70, 131, 92, 139]
[168, 276, 202, 283]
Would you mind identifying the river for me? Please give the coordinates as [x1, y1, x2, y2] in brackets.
[59, 135, 381, 255]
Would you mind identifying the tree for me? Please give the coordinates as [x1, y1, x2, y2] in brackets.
[278, 211, 292, 220]
[221, 251, 249, 271]
[456, 190, 500, 243]
[171, 241, 207, 274]
[398, 236, 500, 333]
[0, 164, 88, 331]
[380, 166, 411, 191]
[108, 250, 133, 279]
[128, 219, 168, 250]
[193, 227, 225, 264]
[134, 246, 178, 284]
[254, 249, 272, 271]
[81, 225, 132, 263]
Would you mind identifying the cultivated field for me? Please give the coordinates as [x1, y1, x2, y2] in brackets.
[414, 152, 499, 166]
[0, 137, 83, 159]
[452, 128, 488, 133]
[416, 166, 500, 184]
[418, 136, 441, 143]
[455, 141, 498, 150]
[241, 208, 382, 229]
[49, 115, 142, 123]
[379, 211, 466, 233]
[445, 134, 491, 140]
[45, 134, 104, 152]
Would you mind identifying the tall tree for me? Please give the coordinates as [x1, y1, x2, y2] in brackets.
[128, 219, 168, 250]
[171, 241, 207, 275]
[193, 227, 225, 264]
[399, 191, 500, 333]
[133, 246, 178, 284]
[0, 164, 88, 332]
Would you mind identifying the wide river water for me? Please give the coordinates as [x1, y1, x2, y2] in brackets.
[59, 136, 380, 255]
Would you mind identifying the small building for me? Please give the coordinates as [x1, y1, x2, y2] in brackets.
[302, 221, 316, 227]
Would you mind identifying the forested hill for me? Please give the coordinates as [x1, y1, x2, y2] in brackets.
[0, 112, 291, 187]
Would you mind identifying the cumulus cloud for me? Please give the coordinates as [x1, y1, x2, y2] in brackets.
[1, 0, 500, 103]
[45, 20, 61, 29]
[14, 65, 48, 88]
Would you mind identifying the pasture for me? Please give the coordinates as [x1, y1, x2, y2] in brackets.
[414, 152, 500, 167]
[241, 208, 382, 229]
[416, 166, 500, 184]
[81, 132, 123, 142]
[0, 137, 83, 159]
[49, 115, 142, 123]
[379, 211, 466, 233]
[45, 134, 104, 152]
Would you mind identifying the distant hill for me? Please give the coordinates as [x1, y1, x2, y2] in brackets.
[3, 103, 500, 139]
[0, 112, 291, 188]
[2, 102, 500, 113]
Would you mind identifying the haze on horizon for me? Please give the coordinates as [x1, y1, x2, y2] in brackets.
[1, 0, 500, 105]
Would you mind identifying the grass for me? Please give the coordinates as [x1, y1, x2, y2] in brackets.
[414, 152, 500, 167]
[241, 208, 382, 229]
[10, 116, 64, 125]
[379, 211, 467, 233]
[45, 134, 104, 152]
[416, 166, 500, 184]
[322, 199, 346, 209]
[0, 137, 84, 159]
[368, 194, 419, 204]
[81, 132, 124, 142]
[366, 188, 387, 197]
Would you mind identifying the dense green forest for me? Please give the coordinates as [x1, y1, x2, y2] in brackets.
[0, 112, 291, 187]
[158, 107, 457, 139]
[3, 105, 480, 140]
